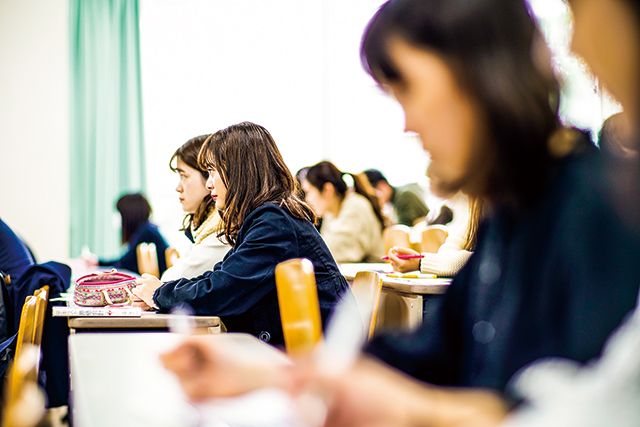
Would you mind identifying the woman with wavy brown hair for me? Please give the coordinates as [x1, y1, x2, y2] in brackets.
[132, 122, 349, 346]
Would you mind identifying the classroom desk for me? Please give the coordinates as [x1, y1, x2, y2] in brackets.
[339, 263, 452, 333]
[69, 332, 296, 427]
[68, 311, 225, 334]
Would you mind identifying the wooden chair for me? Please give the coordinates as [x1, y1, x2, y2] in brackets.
[419, 225, 449, 253]
[165, 247, 180, 269]
[1, 346, 46, 427]
[274, 258, 322, 356]
[351, 271, 383, 340]
[14, 286, 49, 376]
[136, 242, 159, 277]
[383, 225, 412, 254]
[2, 285, 49, 427]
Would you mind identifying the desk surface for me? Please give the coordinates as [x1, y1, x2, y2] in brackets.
[339, 263, 452, 295]
[69, 333, 296, 427]
[68, 311, 223, 331]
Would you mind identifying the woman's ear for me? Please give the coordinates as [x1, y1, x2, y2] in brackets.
[322, 182, 335, 198]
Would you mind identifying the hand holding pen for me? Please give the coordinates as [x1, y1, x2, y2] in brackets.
[384, 247, 423, 273]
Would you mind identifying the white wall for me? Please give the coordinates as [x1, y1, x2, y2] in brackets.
[0, 0, 70, 262]
[139, 0, 430, 248]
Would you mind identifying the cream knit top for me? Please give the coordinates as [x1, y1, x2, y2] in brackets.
[419, 223, 473, 277]
[320, 192, 385, 263]
[160, 210, 230, 281]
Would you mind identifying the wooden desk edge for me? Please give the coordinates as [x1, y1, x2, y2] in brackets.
[68, 314, 221, 329]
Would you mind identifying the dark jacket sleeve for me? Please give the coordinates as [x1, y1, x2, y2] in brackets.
[365, 255, 470, 384]
[153, 209, 295, 316]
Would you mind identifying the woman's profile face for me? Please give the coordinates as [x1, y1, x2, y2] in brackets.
[302, 179, 331, 217]
[175, 158, 210, 214]
[206, 168, 227, 211]
[384, 38, 486, 196]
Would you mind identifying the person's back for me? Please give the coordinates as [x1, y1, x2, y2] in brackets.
[0, 218, 35, 283]
[188, 203, 348, 344]
[320, 191, 385, 263]
[393, 182, 430, 225]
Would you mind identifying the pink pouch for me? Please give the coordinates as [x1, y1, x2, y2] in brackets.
[74, 269, 137, 307]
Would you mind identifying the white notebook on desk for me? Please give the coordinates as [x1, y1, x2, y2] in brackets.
[52, 305, 142, 317]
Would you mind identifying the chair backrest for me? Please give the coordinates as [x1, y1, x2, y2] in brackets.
[351, 271, 383, 340]
[14, 285, 48, 382]
[383, 225, 412, 254]
[274, 258, 322, 357]
[136, 243, 159, 277]
[1, 345, 46, 427]
[420, 225, 449, 253]
[165, 247, 180, 269]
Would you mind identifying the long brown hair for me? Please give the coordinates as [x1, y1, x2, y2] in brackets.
[463, 196, 483, 251]
[198, 122, 316, 247]
[305, 161, 387, 230]
[170, 134, 215, 231]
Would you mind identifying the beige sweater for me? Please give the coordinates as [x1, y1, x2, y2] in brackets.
[420, 224, 473, 277]
[160, 210, 230, 281]
[320, 192, 385, 263]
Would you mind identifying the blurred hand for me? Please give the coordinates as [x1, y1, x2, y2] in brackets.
[80, 251, 98, 267]
[292, 356, 508, 427]
[131, 274, 162, 310]
[160, 335, 292, 401]
[388, 247, 421, 273]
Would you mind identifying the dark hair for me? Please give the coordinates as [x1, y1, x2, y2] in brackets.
[198, 122, 316, 247]
[361, 0, 563, 211]
[295, 166, 311, 199]
[170, 134, 216, 231]
[305, 161, 387, 229]
[363, 169, 389, 187]
[116, 193, 151, 245]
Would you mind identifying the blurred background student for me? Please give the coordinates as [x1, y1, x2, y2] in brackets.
[302, 161, 386, 263]
[161, 135, 229, 282]
[388, 196, 481, 277]
[0, 218, 35, 285]
[84, 192, 170, 276]
[363, 168, 430, 226]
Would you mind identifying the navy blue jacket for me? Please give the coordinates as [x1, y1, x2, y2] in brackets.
[100, 221, 170, 276]
[154, 203, 350, 346]
[0, 218, 35, 284]
[367, 141, 640, 395]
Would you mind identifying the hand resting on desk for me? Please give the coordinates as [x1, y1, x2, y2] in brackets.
[131, 273, 162, 310]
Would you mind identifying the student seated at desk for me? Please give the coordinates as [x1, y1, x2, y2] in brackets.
[132, 122, 350, 346]
[363, 168, 430, 226]
[388, 195, 481, 277]
[301, 161, 387, 263]
[161, 135, 230, 281]
[84, 192, 170, 276]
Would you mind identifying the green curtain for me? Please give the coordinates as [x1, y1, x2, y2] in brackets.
[69, 0, 146, 259]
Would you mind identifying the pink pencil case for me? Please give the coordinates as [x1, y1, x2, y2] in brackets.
[74, 269, 137, 307]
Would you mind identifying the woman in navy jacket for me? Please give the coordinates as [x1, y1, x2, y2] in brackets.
[132, 122, 349, 346]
